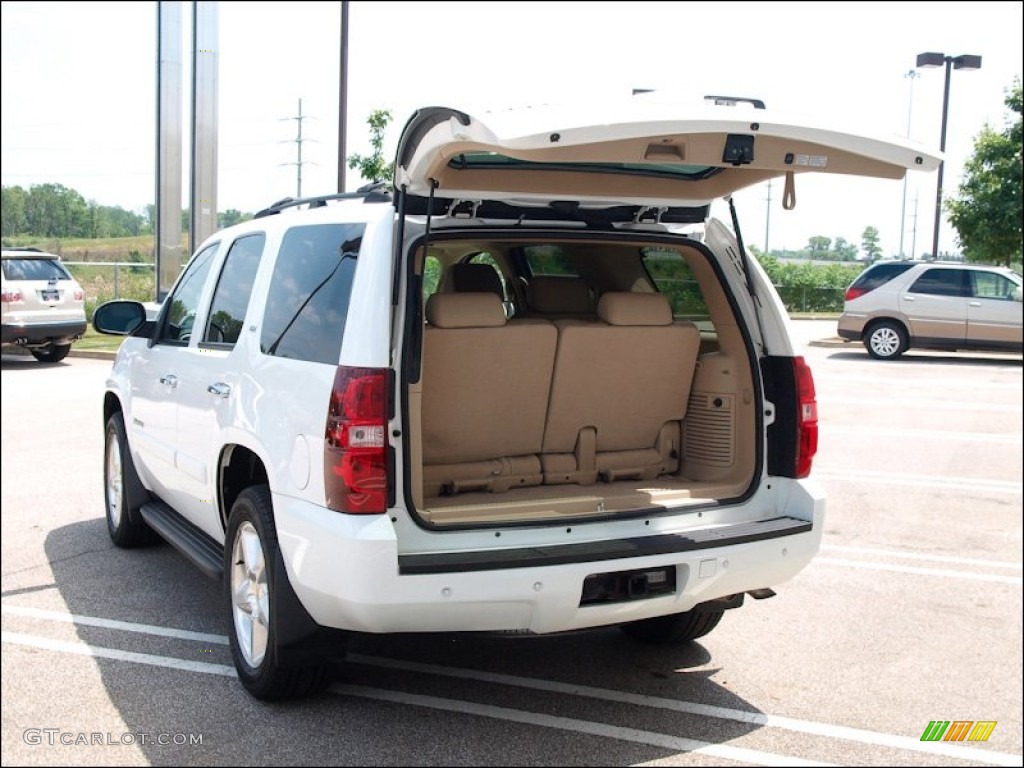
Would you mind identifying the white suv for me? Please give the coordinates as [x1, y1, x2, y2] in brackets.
[2, 247, 87, 362]
[93, 99, 940, 700]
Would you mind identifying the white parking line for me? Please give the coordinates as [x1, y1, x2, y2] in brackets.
[826, 426, 1022, 443]
[0, 628, 828, 768]
[3, 605, 1021, 766]
[812, 557, 1023, 585]
[813, 469, 1023, 494]
[820, 544, 1023, 570]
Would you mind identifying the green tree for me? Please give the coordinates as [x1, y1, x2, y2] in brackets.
[347, 109, 394, 184]
[1, 185, 28, 236]
[833, 237, 857, 261]
[218, 209, 250, 229]
[948, 79, 1022, 267]
[807, 235, 832, 255]
[861, 226, 882, 262]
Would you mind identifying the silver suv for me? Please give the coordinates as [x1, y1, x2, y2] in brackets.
[92, 99, 939, 700]
[1, 247, 87, 362]
[838, 261, 1023, 359]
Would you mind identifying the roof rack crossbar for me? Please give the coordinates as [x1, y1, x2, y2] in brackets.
[254, 182, 390, 218]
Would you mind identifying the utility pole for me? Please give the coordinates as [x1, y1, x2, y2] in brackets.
[764, 179, 772, 254]
[898, 69, 919, 259]
[910, 190, 920, 260]
[283, 98, 312, 198]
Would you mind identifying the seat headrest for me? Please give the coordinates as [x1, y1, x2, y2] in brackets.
[426, 292, 507, 329]
[440, 263, 505, 297]
[527, 276, 595, 315]
[597, 292, 673, 326]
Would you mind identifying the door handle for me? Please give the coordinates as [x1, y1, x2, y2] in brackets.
[207, 382, 231, 398]
[969, 301, 981, 307]
[159, 374, 178, 388]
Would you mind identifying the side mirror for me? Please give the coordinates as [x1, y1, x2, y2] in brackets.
[93, 300, 147, 336]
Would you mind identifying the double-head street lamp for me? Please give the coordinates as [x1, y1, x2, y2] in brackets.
[916, 52, 982, 260]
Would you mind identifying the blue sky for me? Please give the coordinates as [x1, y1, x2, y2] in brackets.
[2, 1, 1021, 257]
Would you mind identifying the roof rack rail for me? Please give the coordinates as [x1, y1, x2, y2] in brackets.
[254, 181, 391, 219]
[704, 94, 766, 109]
[2, 246, 44, 253]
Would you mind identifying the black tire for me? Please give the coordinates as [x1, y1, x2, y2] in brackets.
[225, 486, 334, 701]
[31, 344, 71, 363]
[864, 320, 908, 360]
[104, 412, 160, 548]
[620, 609, 724, 644]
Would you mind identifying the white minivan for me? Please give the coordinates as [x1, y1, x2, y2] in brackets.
[94, 98, 941, 700]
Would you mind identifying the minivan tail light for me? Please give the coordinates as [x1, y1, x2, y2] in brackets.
[844, 286, 866, 301]
[1, 289, 23, 303]
[794, 357, 818, 478]
[324, 366, 388, 513]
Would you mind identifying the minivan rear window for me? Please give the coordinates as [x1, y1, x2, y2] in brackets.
[848, 262, 916, 294]
[2, 258, 71, 281]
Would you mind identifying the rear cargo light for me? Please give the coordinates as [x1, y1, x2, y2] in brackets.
[1, 289, 23, 303]
[324, 366, 388, 513]
[794, 356, 818, 478]
[844, 286, 866, 301]
[73, 289, 84, 302]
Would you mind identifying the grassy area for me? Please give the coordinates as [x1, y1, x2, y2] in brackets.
[75, 325, 125, 354]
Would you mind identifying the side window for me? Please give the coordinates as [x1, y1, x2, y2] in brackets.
[851, 262, 916, 292]
[202, 234, 265, 346]
[908, 268, 967, 297]
[260, 222, 365, 365]
[970, 271, 1016, 300]
[641, 247, 710, 319]
[158, 243, 219, 345]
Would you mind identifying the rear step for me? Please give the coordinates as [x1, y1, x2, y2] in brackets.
[140, 500, 223, 579]
[399, 516, 811, 575]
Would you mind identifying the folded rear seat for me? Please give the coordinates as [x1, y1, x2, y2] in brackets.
[541, 292, 701, 485]
[421, 292, 558, 495]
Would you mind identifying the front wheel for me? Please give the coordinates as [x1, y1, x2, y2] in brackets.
[864, 320, 908, 360]
[620, 609, 724, 644]
[104, 412, 159, 548]
[225, 486, 334, 701]
[31, 344, 71, 363]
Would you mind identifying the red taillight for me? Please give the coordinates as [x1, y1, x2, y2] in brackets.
[1, 289, 23, 303]
[73, 290, 84, 302]
[844, 286, 866, 301]
[794, 356, 818, 478]
[325, 366, 388, 513]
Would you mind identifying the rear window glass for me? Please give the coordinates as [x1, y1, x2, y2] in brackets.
[849, 262, 915, 293]
[523, 245, 577, 276]
[2, 258, 72, 281]
[641, 247, 709, 318]
[260, 222, 364, 365]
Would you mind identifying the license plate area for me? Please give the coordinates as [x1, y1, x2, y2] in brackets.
[580, 565, 676, 606]
[41, 289, 59, 302]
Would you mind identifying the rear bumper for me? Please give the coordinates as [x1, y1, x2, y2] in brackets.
[2, 319, 87, 345]
[836, 313, 866, 341]
[273, 479, 825, 635]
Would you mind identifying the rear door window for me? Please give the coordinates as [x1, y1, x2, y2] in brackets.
[908, 268, 967, 297]
[202, 234, 265, 346]
[849, 262, 916, 293]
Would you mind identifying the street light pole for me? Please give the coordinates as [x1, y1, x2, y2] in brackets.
[916, 51, 982, 260]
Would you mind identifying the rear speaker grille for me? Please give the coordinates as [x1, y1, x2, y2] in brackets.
[684, 392, 735, 467]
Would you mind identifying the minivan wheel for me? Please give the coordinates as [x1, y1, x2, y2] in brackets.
[31, 344, 71, 363]
[104, 412, 159, 548]
[864, 320, 908, 360]
[226, 486, 334, 701]
[620, 609, 724, 644]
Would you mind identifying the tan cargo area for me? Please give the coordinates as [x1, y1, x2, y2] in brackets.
[407, 235, 757, 526]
